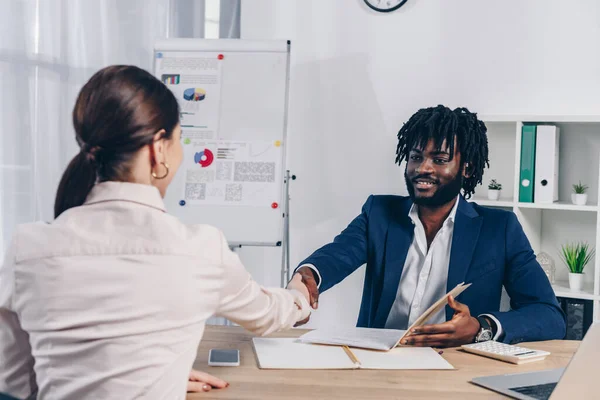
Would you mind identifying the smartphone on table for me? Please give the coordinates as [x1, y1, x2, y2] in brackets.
[208, 349, 240, 367]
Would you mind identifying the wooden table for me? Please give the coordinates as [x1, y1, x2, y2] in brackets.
[189, 326, 578, 399]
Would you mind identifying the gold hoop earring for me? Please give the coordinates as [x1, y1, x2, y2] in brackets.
[151, 162, 169, 180]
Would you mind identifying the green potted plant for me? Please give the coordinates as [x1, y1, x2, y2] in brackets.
[560, 242, 595, 291]
[571, 181, 589, 206]
[487, 179, 502, 200]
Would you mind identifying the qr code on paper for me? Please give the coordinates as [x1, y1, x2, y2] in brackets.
[186, 169, 215, 183]
[185, 183, 206, 200]
[225, 184, 242, 202]
[233, 162, 275, 182]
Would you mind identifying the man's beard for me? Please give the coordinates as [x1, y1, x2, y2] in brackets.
[404, 171, 463, 207]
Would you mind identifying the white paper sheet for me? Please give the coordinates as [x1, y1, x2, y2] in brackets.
[253, 338, 356, 370]
[179, 139, 282, 207]
[155, 52, 223, 138]
[298, 327, 406, 351]
[401, 282, 472, 341]
[252, 338, 454, 370]
[354, 347, 454, 370]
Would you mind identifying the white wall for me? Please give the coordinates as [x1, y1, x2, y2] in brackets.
[235, 0, 600, 329]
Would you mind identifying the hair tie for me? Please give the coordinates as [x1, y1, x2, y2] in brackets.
[81, 143, 102, 163]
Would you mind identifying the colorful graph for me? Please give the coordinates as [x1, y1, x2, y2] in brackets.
[161, 74, 180, 85]
[194, 149, 214, 168]
[183, 88, 206, 101]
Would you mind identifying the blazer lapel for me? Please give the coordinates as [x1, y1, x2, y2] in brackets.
[446, 197, 482, 320]
[372, 199, 414, 328]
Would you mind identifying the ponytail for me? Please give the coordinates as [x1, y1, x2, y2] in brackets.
[54, 152, 97, 218]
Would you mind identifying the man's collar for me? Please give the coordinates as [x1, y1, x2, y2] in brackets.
[408, 194, 461, 225]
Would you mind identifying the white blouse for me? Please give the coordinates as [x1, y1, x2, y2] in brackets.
[0, 181, 309, 399]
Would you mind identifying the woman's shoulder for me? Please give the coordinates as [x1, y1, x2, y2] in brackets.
[5, 221, 57, 262]
[8, 213, 231, 264]
[10, 220, 55, 241]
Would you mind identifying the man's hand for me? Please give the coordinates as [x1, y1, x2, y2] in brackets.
[287, 266, 319, 326]
[187, 369, 229, 393]
[401, 295, 480, 348]
[287, 273, 311, 306]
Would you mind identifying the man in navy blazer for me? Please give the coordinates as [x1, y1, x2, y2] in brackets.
[292, 105, 566, 347]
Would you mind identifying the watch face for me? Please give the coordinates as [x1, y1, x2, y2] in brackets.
[364, 0, 409, 13]
[479, 330, 492, 342]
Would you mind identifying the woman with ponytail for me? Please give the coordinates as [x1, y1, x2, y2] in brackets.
[0, 66, 311, 400]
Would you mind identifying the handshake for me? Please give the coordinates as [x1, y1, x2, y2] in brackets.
[286, 266, 320, 326]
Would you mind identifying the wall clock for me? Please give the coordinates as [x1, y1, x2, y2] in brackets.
[364, 0, 409, 13]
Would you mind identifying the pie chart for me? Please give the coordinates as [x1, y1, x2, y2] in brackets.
[194, 149, 214, 167]
[183, 88, 206, 101]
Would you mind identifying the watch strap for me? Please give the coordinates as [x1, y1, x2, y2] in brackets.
[474, 316, 493, 343]
[476, 316, 492, 332]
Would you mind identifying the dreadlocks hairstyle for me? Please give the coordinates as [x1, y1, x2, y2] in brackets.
[395, 105, 489, 199]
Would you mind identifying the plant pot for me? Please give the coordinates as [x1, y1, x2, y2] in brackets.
[572, 193, 588, 206]
[488, 189, 501, 201]
[568, 272, 584, 291]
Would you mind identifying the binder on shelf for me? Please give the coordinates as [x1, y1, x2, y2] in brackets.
[519, 124, 537, 203]
[534, 125, 560, 204]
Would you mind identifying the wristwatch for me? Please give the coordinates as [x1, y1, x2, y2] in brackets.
[474, 316, 493, 343]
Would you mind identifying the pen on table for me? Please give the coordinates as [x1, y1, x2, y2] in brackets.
[343, 345, 360, 366]
[513, 351, 536, 356]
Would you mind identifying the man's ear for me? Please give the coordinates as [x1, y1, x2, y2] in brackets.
[463, 162, 473, 178]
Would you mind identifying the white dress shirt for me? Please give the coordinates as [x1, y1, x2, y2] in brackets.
[384, 198, 459, 329]
[303, 196, 502, 337]
[0, 181, 310, 400]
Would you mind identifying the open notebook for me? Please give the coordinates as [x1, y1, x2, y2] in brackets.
[252, 338, 454, 370]
[297, 282, 471, 351]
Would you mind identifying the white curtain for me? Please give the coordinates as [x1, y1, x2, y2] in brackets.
[219, 0, 241, 39]
[0, 0, 240, 259]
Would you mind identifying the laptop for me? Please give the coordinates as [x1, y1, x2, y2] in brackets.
[471, 322, 598, 400]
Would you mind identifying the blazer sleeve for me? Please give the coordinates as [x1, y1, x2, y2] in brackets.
[487, 213, 566, 344]
[214, 232, 310, 337]
[297, 195, 374, 293]
[0, 235, 37, 399]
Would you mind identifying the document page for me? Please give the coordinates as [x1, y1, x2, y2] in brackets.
[252, 338, 455, 370]
[298, 327, 407, 351]
[298, 283, 472, 350]
[353, 347, 454, 370]
[401, 282, 472, 342]
[252, 338, 356, 369]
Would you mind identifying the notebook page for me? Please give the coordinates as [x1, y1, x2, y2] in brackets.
[353, 347, 455, 370]
[252, 338, 357, 369]
[297, 327, 407, 351]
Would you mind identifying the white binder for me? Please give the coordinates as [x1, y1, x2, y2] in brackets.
[534, 125, 560, 203]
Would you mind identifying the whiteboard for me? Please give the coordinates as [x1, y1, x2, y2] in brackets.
[154, 39, 290, 246]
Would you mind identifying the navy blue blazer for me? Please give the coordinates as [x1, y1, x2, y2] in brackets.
[300, 195, 566, 344]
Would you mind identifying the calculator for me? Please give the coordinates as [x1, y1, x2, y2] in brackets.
[461, 341, 551, 364]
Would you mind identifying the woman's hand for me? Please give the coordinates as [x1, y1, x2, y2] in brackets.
[187, 369, 229, 393]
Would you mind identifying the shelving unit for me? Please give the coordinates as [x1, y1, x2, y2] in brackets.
[551, 281, 597, 301]
[469, 198, 514, 208]
[469, 116, 600, 322]
[516, 201, 597, 212]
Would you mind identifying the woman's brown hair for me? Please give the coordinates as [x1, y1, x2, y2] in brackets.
[54, 65, 179, 218]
